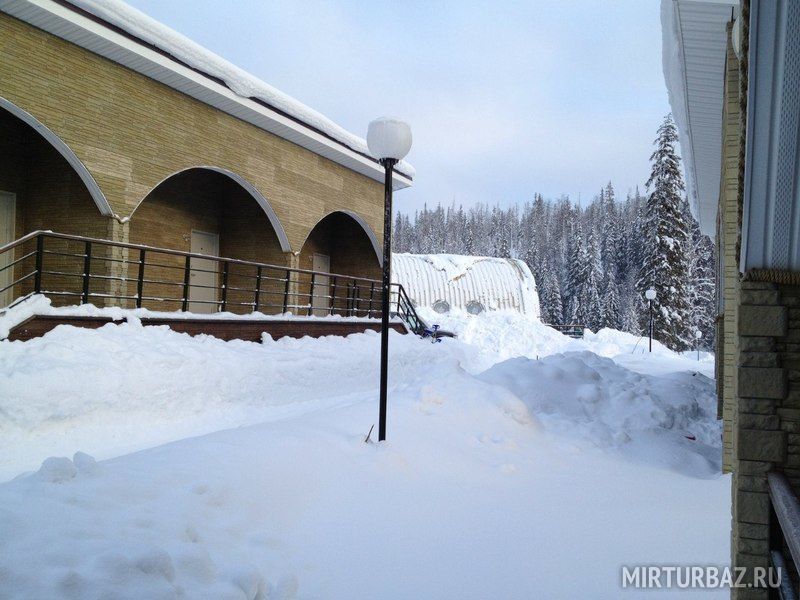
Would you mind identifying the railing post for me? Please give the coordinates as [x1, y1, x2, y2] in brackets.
[34, 234, 43, 294]
[81, 241, 92, 304]
[353, 282, 360, 317]
[136, 249, 145, 309]
[308, 273, 316, 316]
[182, 255, 191, 311]
[283, 269, 291, 313]
[368, 282, 375, 318]
[220, 261, 229, 313]
[329, 276, 337, 315]
[253, 266, 262, 313]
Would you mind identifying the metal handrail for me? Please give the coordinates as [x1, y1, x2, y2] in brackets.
[0, 230, 427, 334]
[0, 230, 384, 284]
[768, 472, 800, 598]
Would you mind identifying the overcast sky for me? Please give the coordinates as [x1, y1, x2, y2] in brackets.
[125, 0, 670, 213]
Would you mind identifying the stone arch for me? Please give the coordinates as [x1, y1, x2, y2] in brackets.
[299, 210, 383, 269]
[0, 95, 112, 217]
[297, 210, 383, 316]
[128, 167, 291, 313]
[131, 166, 289, 252]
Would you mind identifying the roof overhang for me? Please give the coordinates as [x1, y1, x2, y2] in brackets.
[661, 0, 738, 237]
[0, 0, 413, 190]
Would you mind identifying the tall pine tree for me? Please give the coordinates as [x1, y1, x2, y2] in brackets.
[637, 114, 693, 350]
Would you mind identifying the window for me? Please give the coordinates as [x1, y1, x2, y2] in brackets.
[466, 300, 485, 315]
[432, 299, 450, 314]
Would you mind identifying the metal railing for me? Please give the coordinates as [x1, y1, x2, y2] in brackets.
[547, 323, 585, 339]
[0, 230, 426, 334]
[769, 472, 800, 598]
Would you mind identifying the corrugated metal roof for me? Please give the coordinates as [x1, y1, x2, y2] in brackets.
[661, 0, 738, 236]
[391, 254, 540, 318]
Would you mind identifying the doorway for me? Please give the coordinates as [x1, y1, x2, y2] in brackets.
[188, 230, 219, 313]
[0, 191, 16, 307]
[311, 253, 331, 316]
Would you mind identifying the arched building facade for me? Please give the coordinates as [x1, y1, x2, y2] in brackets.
[0, 0, 411, 309]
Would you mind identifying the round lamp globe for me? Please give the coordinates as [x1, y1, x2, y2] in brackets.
[367, 117, 412, 161]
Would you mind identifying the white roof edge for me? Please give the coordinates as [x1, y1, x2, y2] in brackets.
[660, 0, 738, 238]
[0, 0, 413, 189]
[661, 0, 700, 225]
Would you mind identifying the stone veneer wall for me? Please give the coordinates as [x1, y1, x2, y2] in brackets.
[720, 23, 743, 473]
[0, 11, 391, 306]
[732, 280, 794, 598]
[0, 11, 386, 256]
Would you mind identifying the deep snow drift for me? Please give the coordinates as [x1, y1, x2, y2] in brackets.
[0, 304, 728, 598]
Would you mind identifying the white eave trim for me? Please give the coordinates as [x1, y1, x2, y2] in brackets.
[0, 0, 413, 190]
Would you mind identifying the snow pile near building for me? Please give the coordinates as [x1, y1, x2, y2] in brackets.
[415, 306, 694, 372]
[0, 305, 726, 597]
[480, 352, 720, 475]
[70, 0, 413, 177]
[393, 253, 540, 317]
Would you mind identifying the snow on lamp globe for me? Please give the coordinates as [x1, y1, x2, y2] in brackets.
[367, 117, 412, 442]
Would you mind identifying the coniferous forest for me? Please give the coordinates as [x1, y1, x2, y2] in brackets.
[393, 115, 716, 351]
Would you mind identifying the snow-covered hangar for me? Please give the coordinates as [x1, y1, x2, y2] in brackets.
[391, 254, 541, 317]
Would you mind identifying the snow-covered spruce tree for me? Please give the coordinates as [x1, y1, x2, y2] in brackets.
[565, 219, 586, 324]
[683, 197, 716, 348]
[579, 228, 604, 331]
[538, 260, 563, 325]
[637, 114, 693, 351]
[600, 270, 621, 330]
[599, 182, 620, 278]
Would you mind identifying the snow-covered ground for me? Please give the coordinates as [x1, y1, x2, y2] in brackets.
[0, 303, 728, 598]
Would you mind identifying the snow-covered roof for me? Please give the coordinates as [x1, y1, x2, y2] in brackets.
[661, 0, 738, 236]
[0, 0, 413, 188]
[391, 254, 540, 318]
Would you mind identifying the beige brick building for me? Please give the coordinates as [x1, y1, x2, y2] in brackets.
[664, 0, 800, 595]
[0, 0, 412, 312]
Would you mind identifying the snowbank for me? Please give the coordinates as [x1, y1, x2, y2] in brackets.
[416, 307, 706, 374]
[0, 303, 726, 597]
[69, 0, 414, 177]
[480, 351, 720, 476]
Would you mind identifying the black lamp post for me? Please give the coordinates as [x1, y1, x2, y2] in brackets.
[367, 117, 412, 442]
[695, 329, 703, 361]
[645, 288, 656, 352]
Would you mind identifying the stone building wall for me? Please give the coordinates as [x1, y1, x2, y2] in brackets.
[0, 10, 386, 255]
[731, 280, 799, 598]
[720, 24, 743, 473]
[0, 10, 391, 308]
